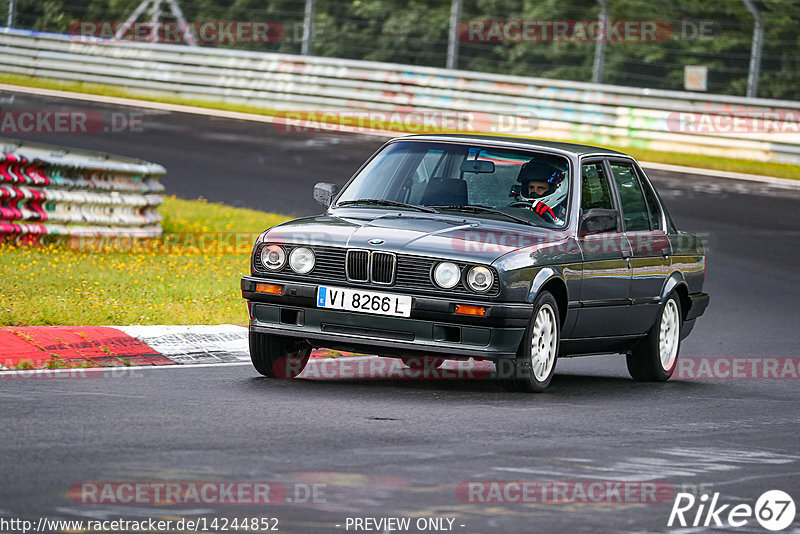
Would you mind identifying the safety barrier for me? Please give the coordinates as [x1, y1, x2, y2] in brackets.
[1, 28, 799, 164]
[0, 137, 164, 236]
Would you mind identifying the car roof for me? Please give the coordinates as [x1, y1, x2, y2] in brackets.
[397, 134, 628, 158]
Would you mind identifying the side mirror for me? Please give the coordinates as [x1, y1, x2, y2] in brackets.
[313, 182, 339, 208]
[580, 208, 618, 234]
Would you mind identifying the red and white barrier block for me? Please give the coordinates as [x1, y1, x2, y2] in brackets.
[1, 137, 164, 237]
[0, 325, 248, 369]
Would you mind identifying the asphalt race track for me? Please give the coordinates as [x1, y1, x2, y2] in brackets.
[2, 90, 800, 533]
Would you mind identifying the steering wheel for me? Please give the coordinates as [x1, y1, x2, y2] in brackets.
[506, 200, 557, 222]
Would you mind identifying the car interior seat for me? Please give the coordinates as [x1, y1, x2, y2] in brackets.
[420, 178, 468, 206]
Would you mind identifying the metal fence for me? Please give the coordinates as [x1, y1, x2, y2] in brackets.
[1, 28, 798, 165]
[1, 0, 797, 100]
[1, 135, 164, 236]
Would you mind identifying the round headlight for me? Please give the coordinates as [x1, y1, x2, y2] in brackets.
[467, 266, 494, 292]
[289, 247, 315, 274]
[261, 244, 286, 270]
[433, 262, 461, 289]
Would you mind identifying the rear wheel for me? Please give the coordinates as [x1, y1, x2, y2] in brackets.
[249, 331, 311, 378]
[500, 291, 560, 393]
[627, 293, 682, 381]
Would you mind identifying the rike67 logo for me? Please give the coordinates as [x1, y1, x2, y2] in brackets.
[668, 490, 795, 531]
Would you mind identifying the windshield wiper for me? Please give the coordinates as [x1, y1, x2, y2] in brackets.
[429, 205, 535, 226]
[335, 199, 439, 213]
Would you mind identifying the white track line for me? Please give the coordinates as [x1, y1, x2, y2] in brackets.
[2, 83, 795, 186]
[0, 361, 253, 377]
[639, 161, 800, 189]
[0, 355, 385, 377]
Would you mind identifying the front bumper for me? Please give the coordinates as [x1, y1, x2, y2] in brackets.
[242, 276, 531, 359]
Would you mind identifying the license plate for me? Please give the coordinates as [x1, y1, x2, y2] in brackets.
[317, 286, 412, 317]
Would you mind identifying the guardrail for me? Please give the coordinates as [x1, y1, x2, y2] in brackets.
[1, 28, 799, 164]
[0, 137, 164, 237]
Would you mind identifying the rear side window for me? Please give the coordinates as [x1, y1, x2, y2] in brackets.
[581, 162, 614, 211]
[609, 161, 650, 231]
[638, 171, 664, 231]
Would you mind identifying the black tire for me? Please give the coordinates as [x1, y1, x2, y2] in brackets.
[627, 293, 682, 382]
[401, 357, 444, 371]
[249, 331, 311, 378]
[499, 291, 560, 393]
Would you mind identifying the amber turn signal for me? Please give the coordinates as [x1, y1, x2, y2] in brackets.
[454, 304, 486, 316]
[255, 283, 283, 295]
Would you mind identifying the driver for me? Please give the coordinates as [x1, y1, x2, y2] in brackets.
[512, 160, 567, 222]
[526, 179, 553, 198]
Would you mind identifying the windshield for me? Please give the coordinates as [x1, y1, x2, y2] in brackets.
[335, 141, 571, 228]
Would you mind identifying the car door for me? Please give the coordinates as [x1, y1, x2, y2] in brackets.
[571, 159, 633, 339]
[607, 159, 672, 334]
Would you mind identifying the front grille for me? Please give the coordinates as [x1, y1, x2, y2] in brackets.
[371, 252, 396, 284]
[346, 250, 370, 282]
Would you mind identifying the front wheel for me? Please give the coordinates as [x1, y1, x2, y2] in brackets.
[500, 291, 560, 392]
[249, 331, 311, 378]
[626, 293, 682, 381]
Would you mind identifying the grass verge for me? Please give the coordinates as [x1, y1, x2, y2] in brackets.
[2, 74, 799, 180]
[0, 197, 290, 326]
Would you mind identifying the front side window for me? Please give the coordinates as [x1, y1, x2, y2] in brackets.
[335, 141, 572, 228]
[609, 161, 651, 232]
[580, 162, 614, 211]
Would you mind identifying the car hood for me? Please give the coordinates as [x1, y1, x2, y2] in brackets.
[263, 209, 567, 264]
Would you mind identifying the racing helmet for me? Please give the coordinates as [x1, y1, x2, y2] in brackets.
[514, 160, 566, 200]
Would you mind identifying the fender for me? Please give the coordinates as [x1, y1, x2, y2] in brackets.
[660, 271, 688, 304]
[526, 267, 560, 302]
[525, 266, 575, 336]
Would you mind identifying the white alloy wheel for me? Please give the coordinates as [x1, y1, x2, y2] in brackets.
[531, 303, 558, 381]
[627, 292, 683, 382]
[659, 298, 680, 371]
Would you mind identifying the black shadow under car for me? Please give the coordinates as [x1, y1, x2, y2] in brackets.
[241, 134, 709, 392]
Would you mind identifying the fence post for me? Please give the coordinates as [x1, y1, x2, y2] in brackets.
[301, 0, 315, 55]
[7, 0, 15, 28]
[592, 0, 608, 84]
[742, 0, 763, 98]
[446, 0, 462, 69]
[148, 0, 161, 43]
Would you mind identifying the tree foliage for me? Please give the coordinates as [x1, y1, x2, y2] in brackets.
[2, 0, 798, 99]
